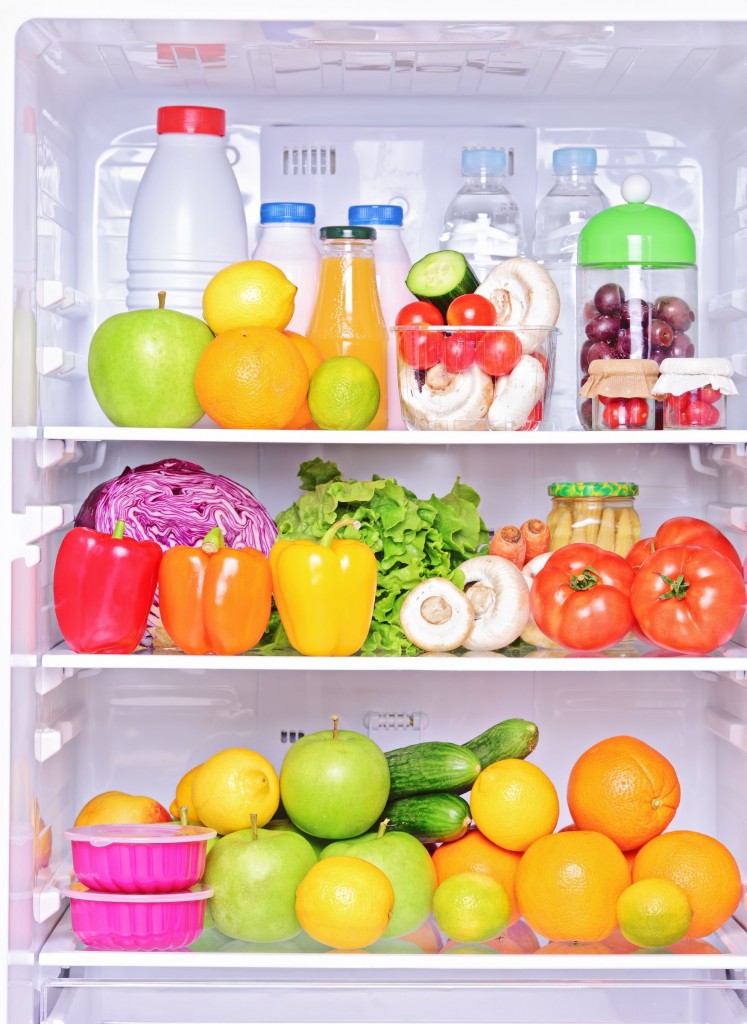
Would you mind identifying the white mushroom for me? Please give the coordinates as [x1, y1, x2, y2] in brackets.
[400, 578, 475, 652]
[488, 354, 546, 431]
[459, 555, 531, 651]
[399, 362, 493, 430]
[476, 257, 560, 352]
[520, 552, 560, 649]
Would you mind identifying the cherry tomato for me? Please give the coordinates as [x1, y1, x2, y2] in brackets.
[395, 301, 444, 327]
[398, 328, 443, 370]
[626, 397, 650, 427]
[686, 400, 719, 427]
[442, 332, 477, 373]
[475, 331, 521, 377]
[697, 385, 721, 405]
[531, 350, 549, 375]
[626, 536, 656, 572]
[517, 401, 543, 432]
[602, 397, 649, 429]
[653, 516, 742, 573]
[446, 294, 497, 327]
[530, 544, 635, 651]
[665, 392, 691, 426]
[630, 545, 747, 655]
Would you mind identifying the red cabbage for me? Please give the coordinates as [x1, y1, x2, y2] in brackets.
[75, 458, 277, 555]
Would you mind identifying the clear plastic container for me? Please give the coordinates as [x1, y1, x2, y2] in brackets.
[534, 148, 610, 429]
[251, 202, 320, 335]
[547, 482, 641, 556]
[439, 148, 525, 282]
[126, 106, 248, 320]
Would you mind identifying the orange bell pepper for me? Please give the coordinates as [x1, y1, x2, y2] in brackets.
[158, 528, 272, 656]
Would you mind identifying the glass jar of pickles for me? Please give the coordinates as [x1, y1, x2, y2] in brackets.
[547, 482, 641, 556]
[652, 357, 737, 429]
[579, 359, 658, 431]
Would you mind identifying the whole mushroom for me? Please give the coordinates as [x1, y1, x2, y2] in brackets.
[488, 355, 546, 431]
[459, 555, 531, 651]
[476, 257, 560, 352]
[399, 361, 494, 430]
[399, 578, 475, 653]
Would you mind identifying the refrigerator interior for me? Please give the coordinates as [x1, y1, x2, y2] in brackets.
[5, 12, 747, 1024]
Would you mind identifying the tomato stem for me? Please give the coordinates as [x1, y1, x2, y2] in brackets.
[569, 567, 600, 592]
[658, 573, 690, 601]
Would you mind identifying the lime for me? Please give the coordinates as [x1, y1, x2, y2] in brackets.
[308, 356, 380, 430]
[432, 872, 511, 944]
[616, 879, 692, 948]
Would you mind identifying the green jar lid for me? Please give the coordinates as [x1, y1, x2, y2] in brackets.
[578, 174, 695, 268]
[320, 225, 376, 240]
[548, 482, 639, 498]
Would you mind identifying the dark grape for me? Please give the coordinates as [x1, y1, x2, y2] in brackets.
[585, 314, 621, 344]
[593, 283, 625, 316]
[649, 346, 668, 366]
[579, 339, 595, 374]
[620, 298, 650, 330]
[614, 329, 632, 359]
[649, 318, 674, 349]
[669, 332, 695, 359]
[653, 295, 695, 332]
[586, 341, 618, 365]
[654, 399, 664, 431]
[579, 398, 593, 430]
[582, 301, 597, 322]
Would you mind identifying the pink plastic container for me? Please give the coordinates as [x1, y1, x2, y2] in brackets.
[65, 823, 216, 894]
[63, 883, 212, 951]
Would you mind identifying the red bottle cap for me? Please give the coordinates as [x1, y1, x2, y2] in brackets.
[156, 106, 225, 137]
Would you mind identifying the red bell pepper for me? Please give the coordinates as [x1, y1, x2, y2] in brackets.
[53, 520, 162, 654]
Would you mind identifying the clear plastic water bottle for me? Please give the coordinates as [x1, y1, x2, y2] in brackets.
[348, 204, 412, 429]
[439, 148, 525, 282]
[533, 147, 610, 429]
[126, 106, 248, 321]
[252, 203, 320, 335]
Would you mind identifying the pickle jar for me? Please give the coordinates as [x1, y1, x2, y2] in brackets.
[547, 482, 641, 557]
[652, 357, 737, 430]
[579, 359, 658, 431]
[577, 174, 697, 430]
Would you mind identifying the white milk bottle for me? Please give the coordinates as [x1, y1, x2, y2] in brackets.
[252, 203, 320, 334]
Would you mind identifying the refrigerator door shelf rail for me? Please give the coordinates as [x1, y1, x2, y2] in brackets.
[36, 280, 88, 319]
[12, 504, 73, 568]
[36, 347, 87, 381]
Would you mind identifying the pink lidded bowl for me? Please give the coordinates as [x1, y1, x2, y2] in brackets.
[65, 823, 216, 894]
[63, 883, 212, 951]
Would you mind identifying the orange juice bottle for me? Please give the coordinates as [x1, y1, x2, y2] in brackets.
[306, 226, 388, 429]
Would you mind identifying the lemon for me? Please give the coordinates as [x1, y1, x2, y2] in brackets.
[295, 856, 394, 950]
[308, 356, 380, 430]
[191, 748, 280, 835]
[432, 872, 511, 944]
[169, 763, 203, 823]
[202, 260, 297, 334]
[617, 879, 692, 948]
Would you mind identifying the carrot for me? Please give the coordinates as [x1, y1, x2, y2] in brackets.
[488, 525, 526, 568]
[520, 518, 550, 562]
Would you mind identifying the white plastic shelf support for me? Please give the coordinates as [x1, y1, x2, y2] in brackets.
[33, 864, 73, 924]
[34, 713, 81, 762]
[35, 439, 80, 471]
[705, 707, 747, 751]
[36, 280, 88, 319]
[12, 504, 74, 568]
[35, 666, 76, 696]
[36, 346, 87, 380]
[707, 289, 747, 321]
[707, 503, 747, 532]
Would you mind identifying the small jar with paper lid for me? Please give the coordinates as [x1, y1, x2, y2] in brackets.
[653, 357, 737, 429]
[580, 359, 659, 431]
[576, 173, 697, 430]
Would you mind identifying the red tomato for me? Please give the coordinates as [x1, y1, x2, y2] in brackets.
[653, 516, 742, 573]
[446, 294, 497, 327]
[630, 545, 747, 654]
[395, 301, 444, 327]
[517, 401, 543, 432]
[441, 332, 477, 373]
[398, 328, 443, 369]
[531, 350, 549, 375]
[530, 543, 635, 652]
[602, 397, 649, 429]
[697, 385, 721, 404]
[686, 400, 719, 427]
[626, 536, 656, 571]
[475, 331, 521, 377]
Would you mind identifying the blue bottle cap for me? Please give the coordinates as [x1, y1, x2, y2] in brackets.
[552, 148, 598, 175]
[348, 204, 404, 227]
[260, 202, 316, 224]
[461, 148, 507, 176]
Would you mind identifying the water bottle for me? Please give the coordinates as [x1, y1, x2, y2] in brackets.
[533, 147, 610, 429]
[439, 148, 525, 282]
[252, 203, 320, 335]
[126, 106, 248, 320]
[348, 205, 412, 429]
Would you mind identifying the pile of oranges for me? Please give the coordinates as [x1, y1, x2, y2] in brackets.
[433, 735, 741, 952]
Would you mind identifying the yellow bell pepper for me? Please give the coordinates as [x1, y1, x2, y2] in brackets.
[270, 518, 377, 657]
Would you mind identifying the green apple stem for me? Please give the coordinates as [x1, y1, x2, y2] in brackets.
[157, 290, 166, 310]
[250, 812, 258, 840]
[179, 805, 188, 827]
[377, 819, 389, 838]
[331, 714, 339, 740]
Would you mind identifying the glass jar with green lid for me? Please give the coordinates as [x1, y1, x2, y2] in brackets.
[547, 482, 641, 557]
[576, 174, 697, 431]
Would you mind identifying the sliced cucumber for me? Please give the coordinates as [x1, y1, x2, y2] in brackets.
[405, 250, 480, 315]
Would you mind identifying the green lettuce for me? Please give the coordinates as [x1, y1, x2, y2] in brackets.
[262, 459, 488, 655]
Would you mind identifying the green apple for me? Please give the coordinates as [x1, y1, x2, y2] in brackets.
[203, 823, 316, 943]
[321, 823, 437, 937]
[279, 720, 390, 840]
[264, 818, 329, 858]
[88, 291, 213, 427]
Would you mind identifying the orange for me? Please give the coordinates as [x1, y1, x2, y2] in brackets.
[194, 326, 309, 429]
[632, 830, 741, 939]
[567, 735, 680, 851]
[283, 331, 324, 430]
[515, 830, 630, 942]
[470, 759, 559, 853]
[431, 828, 522, 922]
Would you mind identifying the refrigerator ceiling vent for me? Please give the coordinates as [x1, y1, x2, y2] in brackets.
[283, 146, 335, 175]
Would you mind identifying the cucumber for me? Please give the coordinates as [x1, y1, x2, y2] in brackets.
[384, 793, 472, 844]
[463, 718, 539, 770]
[385, 741, 481, 799]
[405, 250, 480, 316]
